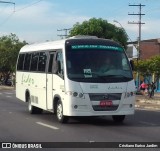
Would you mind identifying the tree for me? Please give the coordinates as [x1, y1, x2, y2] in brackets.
[69, 18, 128, 48]
[134, 55, 160, 83]
[134, 59, 152, 83]
[149, 56, 160, 82]
[0, 33, 27, 84]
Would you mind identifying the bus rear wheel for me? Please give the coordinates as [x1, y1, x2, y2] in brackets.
[28, 97, 43, 114]
[56, 100, 69, 123]
[112, 115, 125, 123]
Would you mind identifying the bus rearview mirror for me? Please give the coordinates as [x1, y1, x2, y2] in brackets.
[130, 60, 134, 71]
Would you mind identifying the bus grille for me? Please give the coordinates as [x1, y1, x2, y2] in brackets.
[89, 93, 121, 111]
[89, 93, 122, 101]
[92, 105, 119, 111]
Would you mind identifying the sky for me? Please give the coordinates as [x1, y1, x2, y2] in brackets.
[0, 0, 160, 43]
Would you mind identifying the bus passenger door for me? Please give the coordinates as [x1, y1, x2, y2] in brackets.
[46, 51, 55, 110]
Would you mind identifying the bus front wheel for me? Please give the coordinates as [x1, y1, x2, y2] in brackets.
[28, 97, 43, 114]
[112, 115, 125, 123]
[56, 100, 69, 123]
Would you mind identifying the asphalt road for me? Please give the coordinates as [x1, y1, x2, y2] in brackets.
[0, 89, 160, 150]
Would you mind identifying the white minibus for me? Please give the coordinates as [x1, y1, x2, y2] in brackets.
[16, 36, 135, 123]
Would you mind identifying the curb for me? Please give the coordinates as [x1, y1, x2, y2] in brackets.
[136, 94, 160, 111]
[135, 99, 160, 110]
[0, 86, 15, 90]
[135, 104, 160, 111]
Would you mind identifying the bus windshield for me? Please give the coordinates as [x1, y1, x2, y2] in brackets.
[66, 45, 133, 83]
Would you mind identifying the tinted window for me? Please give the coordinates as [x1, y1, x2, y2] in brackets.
[24, 53, 32, 71]
[56, 51, 64, 76]
[38, 52, 47, 72]
[66, 45, 133, 83]
[48, 52, 54, 73]
[17, 54, 25, 70]
[30, 52, 39, 71]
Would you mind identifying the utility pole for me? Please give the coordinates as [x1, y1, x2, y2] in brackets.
[128, 4, 145, 88]
[0, 1, 15, 11]
[128, 3, 145, 60]
[57, 28, 71, 39]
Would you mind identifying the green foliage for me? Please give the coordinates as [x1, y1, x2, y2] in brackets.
[69, 18, 128, 48]
[136, 60, 152, 77]
[149, 56, 160, 77]
[134, 55, 160, 81]
[0, 33, 27, 77]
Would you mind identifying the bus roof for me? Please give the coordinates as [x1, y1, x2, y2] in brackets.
[19, 36, 122, 53]
[20, 39, 66, 52]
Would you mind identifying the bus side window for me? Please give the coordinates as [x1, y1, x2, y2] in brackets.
[38, 52, 47, 72]
[24, 53, 32, 71]
[17, 54, 25, 70]
[48, 52, 54, 73]
[30, 52, 39, 71]
[54, 51, 64, 78]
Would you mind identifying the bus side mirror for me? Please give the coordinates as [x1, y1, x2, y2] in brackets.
[130, 60, 134, 70]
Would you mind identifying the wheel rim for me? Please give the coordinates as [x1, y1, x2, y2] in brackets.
[57, 103, 63, 120]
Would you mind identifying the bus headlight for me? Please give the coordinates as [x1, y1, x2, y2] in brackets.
[65, 91, 85, 99]
[124, 92, 135, 98]
[73, 92, 78, 97]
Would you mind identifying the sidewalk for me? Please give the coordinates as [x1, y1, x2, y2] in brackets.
[136, 93, 160, 111]
[0, 85, 15, 90]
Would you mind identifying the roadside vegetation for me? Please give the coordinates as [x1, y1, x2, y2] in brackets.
[0, 33, 27, 85]
[134, 56, 160, 83]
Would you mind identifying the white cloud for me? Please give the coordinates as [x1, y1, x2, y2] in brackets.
[111, 17, 160, 41]
[1, 0, 159, 43]
[130, 19, 160, 40]
[0, 1, 90, 42]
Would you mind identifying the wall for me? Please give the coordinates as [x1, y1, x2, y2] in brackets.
[140, 40, 160, 60]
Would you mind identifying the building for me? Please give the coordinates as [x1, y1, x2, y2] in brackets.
[127, 38, 160, 92]
[128, 38, 160, 60]
[126, 44, 138, 60]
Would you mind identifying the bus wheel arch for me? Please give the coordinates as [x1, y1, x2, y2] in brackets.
[25, 90, 43, 114]
[25, 89, 30, 102]
[53, 95, 69, 123]
[53, 95, 60, 115]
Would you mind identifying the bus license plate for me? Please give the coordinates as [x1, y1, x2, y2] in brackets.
[100, 100, 113, 107]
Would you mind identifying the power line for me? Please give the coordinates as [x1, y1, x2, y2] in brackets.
[0, 1, 15, 27]
[0, 0, 43, 27]
[15, 0, 43, 13]
[0, 0, 15, 11]
[0, 1, 15, 5]
[0, 12, 14, 27]
[0, 3, 10, 14]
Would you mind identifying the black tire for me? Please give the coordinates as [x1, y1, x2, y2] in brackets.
[112, 115, 125, 123]
[28, 96, 43, 114]
[56, 100, 69, 123]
